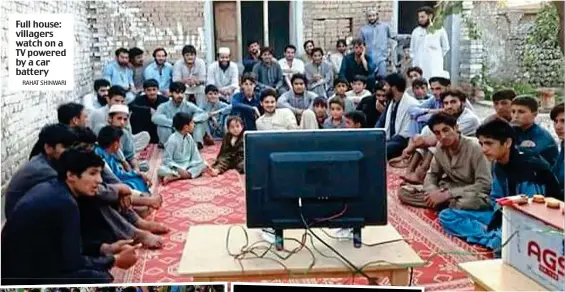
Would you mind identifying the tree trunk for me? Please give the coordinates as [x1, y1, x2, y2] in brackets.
[554, 1, 564, 54]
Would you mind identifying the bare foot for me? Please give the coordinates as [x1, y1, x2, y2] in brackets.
[160, 175, 178, 186]
[134, 230, 164, 249]
[134, 206, 153, 218]
[148, 194, 163, 209]
[400, 173, 424, 185]
[389, 157, 409, 168]
[137, 218, 170, 234]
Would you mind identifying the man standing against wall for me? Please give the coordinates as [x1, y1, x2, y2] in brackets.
[409, 6, 450, 80]
[359, 8, 396, 80]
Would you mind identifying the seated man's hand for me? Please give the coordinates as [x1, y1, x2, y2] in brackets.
[401, 147, 414, 160]
[114, 243, 142, 269]
[115, 183, 132, 197]
[177, 168, 191, 179]
[424, 189, 451, 208]
[101, 239, 135, 256]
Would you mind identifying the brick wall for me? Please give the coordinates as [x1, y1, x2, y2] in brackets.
[90, 1, 206, 78]
[302, 1, 393, 53]
[1, 0, 94, 188]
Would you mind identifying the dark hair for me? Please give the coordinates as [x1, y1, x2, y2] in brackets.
[260, 88, 278, 102]
[247, 40, 259, 47]
[311, 47, 324, 56]
[115, 48, 128, 57]
[173, 112, 193, 132]
[205, 84, 219, 94]
[429, 76, 451, 87]
[476, 119, 515, 145]
[94, 79, 111, 91]
[260, 47, 273, 56]
[291, 73, 307, 86]
[169, 81, 187, 94]
[384, 73, 407, 92]
[511, 95, 539, 113]
[417, 6, 435, 16]
[406, 67, 423, 76]
[350, 38, 365, 46]
[143, 79, 159, 90]
[313, 97, 328, 108]
[329, 98, 345, 110]
[55, 147, 105, 184]
[97, 126, 123, 148]
[241, 72, 256, 84]
[550, 103, 564, 121]
[352, 75, 367, 84]
[427, 112, 458, 129]
[440, 88, 467, 103]
[226, 115, 244, 131]
[344, 110, 367, 127]
[492, 88, 517, 103]
[374, 82, 385, 92]
[108, 85, 126, 99]
[73, 126, 97, 145]
[36, 123, 78, 156]
[152, 47, 167, 58]
[284, 44, 296, 53]
[57, 102, 84, 125]
[336, 39, 347, 47]
[303, 40, 314, 49]
[412, 77, 428, 88]
[182, 45, 197, 56]
[334, 77, 349, 87]
[128, 47, 144, 59]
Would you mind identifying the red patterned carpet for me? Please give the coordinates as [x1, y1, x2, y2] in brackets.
[112, 144, 493, 290]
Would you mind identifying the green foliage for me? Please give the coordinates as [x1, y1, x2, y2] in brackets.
[522, 3, 564, 87]
[430, 1, 480, 39]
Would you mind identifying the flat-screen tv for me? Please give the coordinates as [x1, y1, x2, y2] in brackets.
[244, 129, 388, 249]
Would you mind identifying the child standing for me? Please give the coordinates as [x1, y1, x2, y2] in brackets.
[202, 84, 232, 139]
[211, 116, 245, 175]
[323, 99, 346, 129]
[345, 75, 371, 107]
[158, 112, 217, 185]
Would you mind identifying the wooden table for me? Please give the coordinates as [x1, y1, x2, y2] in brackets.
[459, 259, 546, 291]
[178, 224, 425, 285]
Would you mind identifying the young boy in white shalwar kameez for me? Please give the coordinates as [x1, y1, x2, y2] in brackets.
[158, 112, 217, 184]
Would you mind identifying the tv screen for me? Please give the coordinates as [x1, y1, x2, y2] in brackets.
[245, 129, 387, 232]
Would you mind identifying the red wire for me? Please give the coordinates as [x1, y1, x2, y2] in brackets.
[314, 203, 348, 223]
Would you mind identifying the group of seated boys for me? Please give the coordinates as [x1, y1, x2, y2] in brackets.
[2, 44, 563, 285]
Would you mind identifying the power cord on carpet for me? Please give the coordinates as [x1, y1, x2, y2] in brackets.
[223, 201, 556, 286]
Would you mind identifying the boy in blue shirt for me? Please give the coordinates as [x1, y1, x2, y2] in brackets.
[438, 119, 560, 252]
[202, 84, 232, 138]
[511, 95, 559, 166]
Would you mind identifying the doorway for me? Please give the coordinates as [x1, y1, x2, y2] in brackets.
[213, 0, 291, 61]
[398, 1, 437, 35]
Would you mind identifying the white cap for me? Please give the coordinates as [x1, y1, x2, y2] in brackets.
[108, 104, 129, 115]
[218, 47, 230, 55]
[431, 70, 450, 80]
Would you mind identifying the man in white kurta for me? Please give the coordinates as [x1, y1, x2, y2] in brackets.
[206, 47, 240, 102]
[409, 6, 450, 80]
[278, 45, 305, 93]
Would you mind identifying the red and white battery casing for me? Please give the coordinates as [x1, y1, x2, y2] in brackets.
[501, 199, 564, 291]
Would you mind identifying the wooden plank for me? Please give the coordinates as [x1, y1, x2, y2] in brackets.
[458, 259, 546, 291]
[178, 224, 425, 279]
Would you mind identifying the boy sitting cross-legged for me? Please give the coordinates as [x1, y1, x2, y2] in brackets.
[158, 112, 217, 185]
